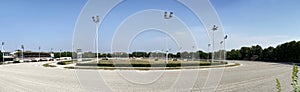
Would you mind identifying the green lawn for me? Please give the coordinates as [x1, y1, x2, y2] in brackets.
[76, 59, 227, 67]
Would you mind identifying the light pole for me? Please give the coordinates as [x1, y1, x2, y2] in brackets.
[92, 15, 100, 63]
[208, 44, 211, 62]
[21, 45, 24, 62]
[2, 42, 4, 64]
[161, 49, 164, 60]
[39, 46, 41, 61]
[212, 25, 218, 62]
[50, 48, 53, 60]
[192, 45, 195, 61]
[224, 35, 228, 61]
[60, 49, 62, 58]
[164, 11, 173, 64]
[220, 41, 223, 61]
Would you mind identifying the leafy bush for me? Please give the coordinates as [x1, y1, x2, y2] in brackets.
[276, 65, 300, 92]
[292, 65, 300, 92]
[276, 78, 281, 92]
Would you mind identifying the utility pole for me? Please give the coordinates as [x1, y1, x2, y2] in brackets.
[164, 11, 173, 64]
[92, 15, 100, 63]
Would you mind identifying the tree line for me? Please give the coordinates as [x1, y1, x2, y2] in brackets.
[2, 40, 300, 62]
[227, 40, 300, 62]
[28, 40, 300, 62]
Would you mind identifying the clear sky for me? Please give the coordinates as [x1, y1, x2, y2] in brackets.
[1, 0, 300, 52]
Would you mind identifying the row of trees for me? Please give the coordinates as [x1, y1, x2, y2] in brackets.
[227, 40, 300, 62]
[3, 40, 300, 62]
[53, 52, 73, 58]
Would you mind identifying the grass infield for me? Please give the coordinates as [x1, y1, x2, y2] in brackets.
[76, 59, 228, 67]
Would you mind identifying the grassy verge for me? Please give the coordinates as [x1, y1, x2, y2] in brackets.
[43, 63, 57, 67]
[64, 66, 75, 69]
[57, 61, 73, 65]
[76, 59, 228, 67]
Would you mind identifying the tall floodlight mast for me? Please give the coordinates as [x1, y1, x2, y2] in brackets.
[60, 49, 62, 58]
[92, 15, 100, 63]
[164, 11, 173, 64]
[224, 35, 228, 61]
[39, 46, 41, 61]
[220, 41, 223, 60]
[208, 44, 211, 62]
[1, 42, 4, 64]
[212, 25, 218, 62]
[21, 45, 24, 62]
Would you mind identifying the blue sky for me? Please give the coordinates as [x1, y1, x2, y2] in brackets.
[1, 0, 300, 52]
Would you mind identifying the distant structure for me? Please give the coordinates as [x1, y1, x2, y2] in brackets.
[2, 52, 14, 62]
[12, 51, 54, 62]
[76, 49, 82, 61]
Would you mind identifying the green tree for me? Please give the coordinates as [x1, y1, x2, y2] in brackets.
[196, 50, 208, 59]
[240, 47, 251, 60]
[227, 49, 241, 60]
[261, 47, 275, 61]
[250, 45, 263, 60]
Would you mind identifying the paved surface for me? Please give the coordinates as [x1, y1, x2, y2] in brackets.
[0, 61, 295, 92]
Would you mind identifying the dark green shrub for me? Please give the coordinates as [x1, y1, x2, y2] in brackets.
[97, 63, 114, 67]
[13, 61, 20, 63]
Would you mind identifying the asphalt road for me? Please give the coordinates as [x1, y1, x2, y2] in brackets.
[0, 61, 295, 92]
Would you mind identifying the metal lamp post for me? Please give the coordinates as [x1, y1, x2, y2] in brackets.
[212, 25, 218, 62]
[192, 45, 195, 61]
[21, 45, 24, 62]
[39, 46, 41, 61]
[164, 11, 173, 64]
[60, 49, 62, 58]
[208, 44, 211, 62]
[220, 41, 223, 61]
[92, 15, 100, 63]
[224, 35, 228, 61]
[2, 42, 4, 63]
